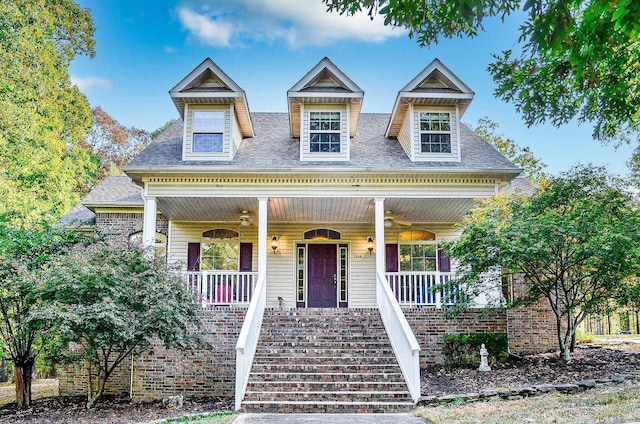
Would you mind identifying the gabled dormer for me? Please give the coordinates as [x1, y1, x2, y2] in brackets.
[386, 59, 474, 162]
[170, 58, 254, 161]
[287, 58, 364, 162]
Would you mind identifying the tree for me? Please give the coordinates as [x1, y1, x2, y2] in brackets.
[40, 240, 201, 408]
[614, 278, 640, 334]
[448, 165, 640, 362]
[324, 1, 640, 141]
[82, 107, 152, 180]
[0, 223, 84, 408]
[470, 117, 547, 183]
[0, 0, 99, 226]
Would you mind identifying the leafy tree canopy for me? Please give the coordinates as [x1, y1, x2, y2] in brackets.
[448, 165, 640, 361]
[470, 117, 547, 183]
[324, 0, 640, 142]
[40, 240, 202, 408]
[0, 0, 99, 227]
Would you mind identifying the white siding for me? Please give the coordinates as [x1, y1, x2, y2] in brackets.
[300, 104, 350, 162]
[397, 105, 412, 159]
[231, 107, 242, 159]
[183, 104, 232, 161]
[168, 221, 462, 309]
[411, 105, 459, 162]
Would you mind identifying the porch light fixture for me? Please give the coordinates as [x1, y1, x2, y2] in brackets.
[367, 236, 374, 255]
[271, 235, 278, 254]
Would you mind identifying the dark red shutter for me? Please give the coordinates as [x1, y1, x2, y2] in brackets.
[438, 248, 451, 272]
[187, 243, 200, 271]
[239, 243, 253, 271]
[385, 244, 398, 272]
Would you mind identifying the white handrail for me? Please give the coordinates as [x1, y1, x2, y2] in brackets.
[234, 270, 266, 411]
[376, 269, 421, 402]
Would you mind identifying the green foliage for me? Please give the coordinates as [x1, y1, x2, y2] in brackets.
[0, 222, 85, 407]
[470, 117, 547, 184]
[448, 164, 640, 361]
[324, 1, 640, 142]
[39, 240, 202, 408]
[0, 0, 99, 226]
[441, 332, 508, 367]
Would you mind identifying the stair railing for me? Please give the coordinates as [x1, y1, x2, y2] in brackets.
[235, 270, 266, 411]
[376, 269, 421, 402]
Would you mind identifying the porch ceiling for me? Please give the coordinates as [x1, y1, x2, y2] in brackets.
[157, 197, 477, 224]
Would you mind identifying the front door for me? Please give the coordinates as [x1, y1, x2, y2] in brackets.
[307, 244, 337, 307]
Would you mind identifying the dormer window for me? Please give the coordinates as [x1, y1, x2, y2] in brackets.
[193, 111, 224, 153]
[310, 112, 341, 153]
[420, 112, 451, 153]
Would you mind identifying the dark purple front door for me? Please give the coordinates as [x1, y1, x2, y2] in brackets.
[307, 244, 337, 308]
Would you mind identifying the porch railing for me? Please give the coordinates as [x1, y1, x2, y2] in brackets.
[185, 271, 257, 307]
[376, 269, 421, 402]
[234, 270, 266, 411]
[386, 271, 457, 307]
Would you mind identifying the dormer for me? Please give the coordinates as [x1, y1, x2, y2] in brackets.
[170, 58, 254, 161]
[287, 58, 364, 162]
[386, 59, 474, 162]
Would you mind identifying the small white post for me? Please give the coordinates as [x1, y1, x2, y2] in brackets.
[142, 195, 157, 247]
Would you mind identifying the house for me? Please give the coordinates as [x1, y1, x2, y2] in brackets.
[59, 57, 557, 413]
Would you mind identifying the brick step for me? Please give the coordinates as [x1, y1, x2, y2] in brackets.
[244, 391, 412, 403]
[252, 354, 397, 364]
[248, 372, 404, 383]
[241, 400, 414, 414]
[250, 363, 402, 373]
[247, 381, 409, 391]
[255, 350, 394, 358]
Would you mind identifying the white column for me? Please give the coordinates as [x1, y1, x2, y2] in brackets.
[257, 197, 268, 275]
[142, 195, 157, 247]
[374, 198, 385, 275]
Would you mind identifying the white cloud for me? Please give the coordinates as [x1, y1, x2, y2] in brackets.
[70, 76, 112, 92]
[177, 0, 405, 48]
[164, 45, 176, 53]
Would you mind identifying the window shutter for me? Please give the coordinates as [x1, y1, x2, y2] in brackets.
[385, 244, 398, 272]
[239, 243, 253, 271]
[187, 243, 200, 271]
[438, 248, 451, 272]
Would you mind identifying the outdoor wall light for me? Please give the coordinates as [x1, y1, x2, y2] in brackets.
[367, 236, 374, 255]
[271, 235, 278, 254]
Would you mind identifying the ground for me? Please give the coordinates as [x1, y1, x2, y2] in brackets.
[0, 342, 638, 423]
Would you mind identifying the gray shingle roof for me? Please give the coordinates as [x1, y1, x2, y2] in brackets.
[500, 177, 537, 196]
[81, 175, 143, 206]
[127, 113, 519, 172]
[57, 204, 96, 228]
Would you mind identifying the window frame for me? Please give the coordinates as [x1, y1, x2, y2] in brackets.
[309, 111, 341, 153]
[419, 111, 452, 154]
[192, 111, 224, 153]
[200, 229, 239, 271]
[398, 230, 439, 272]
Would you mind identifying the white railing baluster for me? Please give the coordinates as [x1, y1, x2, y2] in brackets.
[385, 271, 455, 307]
[183, 271, 258, 307]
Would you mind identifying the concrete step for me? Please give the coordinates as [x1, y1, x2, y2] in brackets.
[240, 400, 414, 414]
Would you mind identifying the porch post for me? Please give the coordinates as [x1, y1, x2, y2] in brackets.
[374, 198, 385, 275]
[257, 197, 268, 275]
[142, 194, 157, 247]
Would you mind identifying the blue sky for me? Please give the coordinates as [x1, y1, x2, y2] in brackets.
[70, 0, 634, 176]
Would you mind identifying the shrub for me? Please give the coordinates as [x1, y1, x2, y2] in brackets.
[441, 332, 508, 367]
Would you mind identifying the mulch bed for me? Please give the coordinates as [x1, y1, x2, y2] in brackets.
[1, 344, 638, 423]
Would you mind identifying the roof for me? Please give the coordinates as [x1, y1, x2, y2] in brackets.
[126, 113, 519, 174]
[500, 177, 537, 196]
[80, 175, 143, 208]
[57, 203, 96, 228]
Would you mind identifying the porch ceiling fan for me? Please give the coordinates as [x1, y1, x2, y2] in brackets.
[384, 210, 411, 228]
[238, 210, 253, 227]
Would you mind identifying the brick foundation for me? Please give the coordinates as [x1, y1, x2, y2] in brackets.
[58, 307, 246, 400]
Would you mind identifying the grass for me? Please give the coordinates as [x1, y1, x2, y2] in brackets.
[414, 384, 640, 424]
[0, 378, 59, 407]
[155, 411, 236, 424]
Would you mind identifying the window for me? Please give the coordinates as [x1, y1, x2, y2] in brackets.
[420, 112, 451, 153]
[304, 228, 341, 240]
[201, 229, 239, 271]
[309, 112, 341, 153]
[193, 111, 224, 153]
[398, 230, 438, 272]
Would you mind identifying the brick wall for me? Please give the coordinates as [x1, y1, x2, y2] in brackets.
[58, 307, 245, 400]
[95, 212, 168, 243]
[403, 308, 507, 365]
[506, 275, 558, 355]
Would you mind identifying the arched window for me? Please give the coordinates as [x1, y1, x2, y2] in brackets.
[201, 229, 239, 271]
[398, 230, 437, 271]
[303, 228, 341, 240]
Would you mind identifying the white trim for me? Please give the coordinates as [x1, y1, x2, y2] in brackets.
[181, 104, 188, 161]
[409, 103, 415, 162]
[288, 57, 364, 94]
[345, 103, 351, 160]
[228, 104, 234, 161]
[456, 105, 462, 162]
